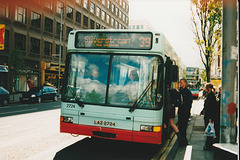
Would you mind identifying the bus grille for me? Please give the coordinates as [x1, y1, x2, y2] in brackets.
[93, 131, 116, 138]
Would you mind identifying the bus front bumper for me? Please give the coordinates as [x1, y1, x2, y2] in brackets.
[60, 122, 162, 144]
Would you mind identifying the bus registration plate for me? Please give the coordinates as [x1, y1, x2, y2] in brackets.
[94, 120, 116, 127]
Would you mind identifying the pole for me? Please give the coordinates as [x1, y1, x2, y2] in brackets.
[221, 0, 237, 143]
[58, 8, 62, 96]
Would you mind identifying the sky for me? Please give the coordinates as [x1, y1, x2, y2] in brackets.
[129, 0, 204, 69]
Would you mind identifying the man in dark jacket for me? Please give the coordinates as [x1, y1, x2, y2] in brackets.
[178, 79, 193, 147]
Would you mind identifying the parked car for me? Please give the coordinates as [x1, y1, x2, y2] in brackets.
[0, 86, 10, 106]
[20, 86, 58, 103]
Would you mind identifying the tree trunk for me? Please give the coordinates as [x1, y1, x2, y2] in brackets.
[206, 66, 211, 82]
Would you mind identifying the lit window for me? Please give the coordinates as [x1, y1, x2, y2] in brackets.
[83, 0, 88, 9]
[45, 0, 53, 10]
[111, 17, 115, 27]
[96, 7, 101, 17]
[56, 1, 63, 14]
[31, 12, 41, 29]
[111, 4, 115, 13]
[15, 5, 26, 24]
[106, 14, 110, 24]
[0, 4, 9, 17]
[90, 3, 95, 13]
[66, 6, 73, 19]
[102, 10, 106, 21]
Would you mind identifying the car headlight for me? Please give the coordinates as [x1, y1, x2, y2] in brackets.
[31, 95, 36, 97]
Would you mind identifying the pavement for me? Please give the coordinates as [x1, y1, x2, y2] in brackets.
[166, 115, 215, 160]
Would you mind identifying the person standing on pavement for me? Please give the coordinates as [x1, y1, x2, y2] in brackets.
[178, 79, 193, 147]
[200, 83, 217, 150]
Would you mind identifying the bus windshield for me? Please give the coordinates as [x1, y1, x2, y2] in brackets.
[63, 53, 163, 110]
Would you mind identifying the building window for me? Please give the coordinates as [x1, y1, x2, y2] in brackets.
[102, 10, 106, 21]
[102, 0, 105, 5]
[96, 23, 100, 29]
[90, 2, 95, 13]
[30, 37, 40, 54]
[123, 1, 126, 9]
[15, 33, 26, 51]
[76, 0, 80, 4]
[83, 0, 88, 9]
[119, 10, 122, 19]
[126, 17, 129, 24]
[90, 19, 95, 29]
[66, 6, 73, 19]
[55, 44, 63, 58]
[111, 4, 115, 13]
[45, 0, 53, 10]
[56, 22, 63, 37]
[15, 5, 26, 24]
[96, 7, 100, 17]
[76, 11, 81, 23]
[120, 0, 122, 6]
[115, 7, 119, 16]
[106, 14, 110, 24]
[31, 12, 41, 29]
[45, 17, 53, 33]
[44, 41, 52, 56]
[57, 1, 63, 14]
[83, 15, 88, 27]
[115, 21, 118, 29]
[119, 23, 122, 29]
[123, 13, 126, 22]
[0, 4, 9, 17]
[141, 25, 144, 29]
[126, 4, 129, 12]
[111, 17, 114, 27]
[107, 0, 110, 9]
[66, 26, 73, 39]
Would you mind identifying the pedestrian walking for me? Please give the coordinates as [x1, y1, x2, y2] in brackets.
[178, 79, 193, 147]
[200, 83, 218, 150]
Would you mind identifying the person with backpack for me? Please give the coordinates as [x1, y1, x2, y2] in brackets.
[178, 79, 193, 147]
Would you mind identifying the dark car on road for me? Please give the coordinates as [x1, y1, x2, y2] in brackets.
[0, 86, 10, 106]
[20, 86, 58, 103]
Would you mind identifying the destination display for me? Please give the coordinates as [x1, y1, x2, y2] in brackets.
[75, 32, 152, 50]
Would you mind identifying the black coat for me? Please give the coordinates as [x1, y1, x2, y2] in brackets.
[178, 87, 193, 116]
[201, 91, 217, 123]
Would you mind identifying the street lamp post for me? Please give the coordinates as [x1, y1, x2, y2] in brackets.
[58, 7, 63, 96]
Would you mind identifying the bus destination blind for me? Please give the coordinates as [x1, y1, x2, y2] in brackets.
[75, 32, 152, 50]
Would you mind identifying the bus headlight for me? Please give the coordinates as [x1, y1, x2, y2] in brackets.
[140, 125, 153, 132]
[140, 125, 161, 132]
[60, 116, 73, 123]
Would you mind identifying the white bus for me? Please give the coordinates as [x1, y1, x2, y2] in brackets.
[60, 30, 183, 144]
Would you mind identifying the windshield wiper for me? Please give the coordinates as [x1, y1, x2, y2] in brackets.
[67, 86, 84, 108]
[129, 80, 155, 112]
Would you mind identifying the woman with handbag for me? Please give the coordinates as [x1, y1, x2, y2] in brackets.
[200, 83, 217, 150]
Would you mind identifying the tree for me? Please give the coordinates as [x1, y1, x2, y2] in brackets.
[8, 48, 25, 92]
[191, 0, 222, 82]
[200, 69, 207, 82]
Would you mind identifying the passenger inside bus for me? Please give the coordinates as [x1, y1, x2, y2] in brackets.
[125, 70, 139, 105]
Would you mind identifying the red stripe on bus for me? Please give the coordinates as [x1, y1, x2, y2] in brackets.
[60, 122, 162, 144]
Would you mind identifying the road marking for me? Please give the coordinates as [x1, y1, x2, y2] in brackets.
[184, 145, 192, 160]
[0, 108, 37, 115]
